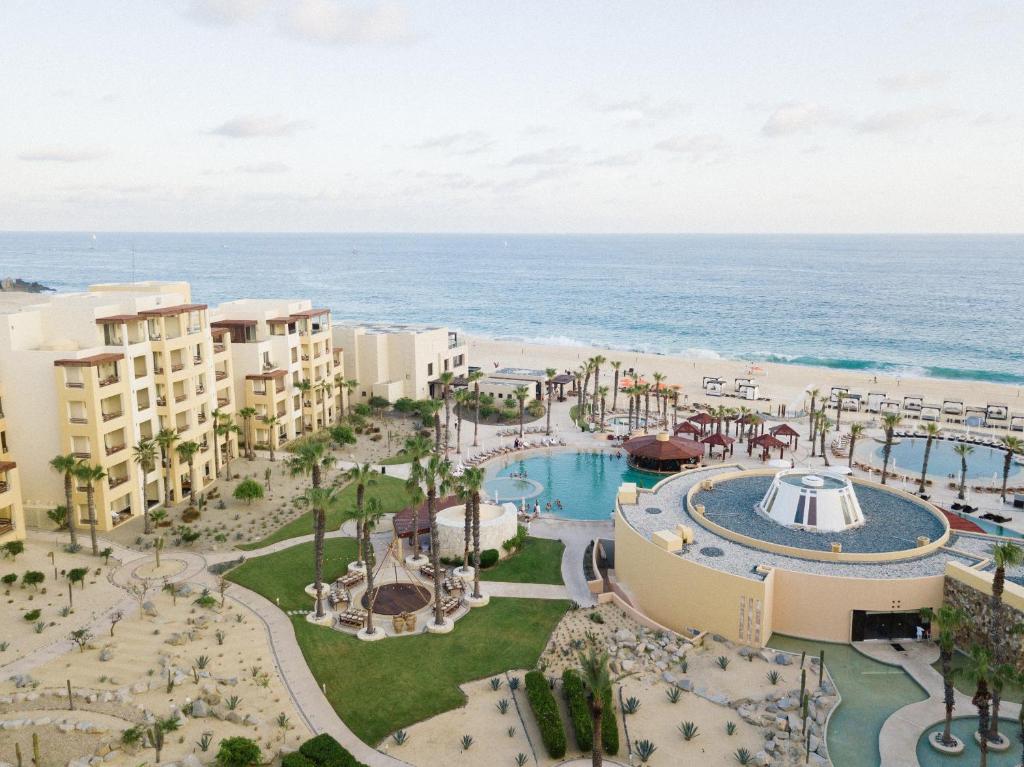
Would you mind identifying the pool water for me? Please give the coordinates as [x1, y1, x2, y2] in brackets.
[768, 635, 928, 767]
[486, 451, 661, 520]
[916, 717, 1021, 767]
[875, 438, 1020, 481]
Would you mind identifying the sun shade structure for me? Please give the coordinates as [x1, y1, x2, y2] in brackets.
[623, 432, 703, 473]
[702, 431, 736, 459]
[675, 421, 703, 437]
[757, 469, 866, 532]
[749, 432, 788, 460]
[392, 495, 460, 540]
[770, 423, 801, 449]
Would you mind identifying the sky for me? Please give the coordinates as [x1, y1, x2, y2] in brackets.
[1, 0, 1022, 233]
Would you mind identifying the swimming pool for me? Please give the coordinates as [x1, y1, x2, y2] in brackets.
[486, 451, 661, 520]
[608, 415, 653, 428]
[915, 717, 1021, 767]
[874, 438, 1020, 481]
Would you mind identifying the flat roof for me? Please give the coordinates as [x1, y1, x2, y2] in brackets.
[138, 303, 207, 317]
[211, 319, 258, 328]
[95, 314, 142, 324]
[54, 352, 124, 367]
[246, 369, 288, 380]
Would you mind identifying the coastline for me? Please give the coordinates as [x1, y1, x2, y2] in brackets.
[467, 335, 1024, 416]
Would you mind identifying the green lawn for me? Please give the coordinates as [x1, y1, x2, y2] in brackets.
[293, 597, 568, 744]
[379, 450, 414, 465]
[226, 538, 358, 611]
[238, 474, 413, 549]
[480, 537, 565, 585]
[938, 651, 1024, 704]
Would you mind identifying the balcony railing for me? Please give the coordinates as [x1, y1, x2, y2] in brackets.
[193, 356, 202, 364]
[301, 354, 310, 361]
[171, 363, 185, 372]
[213, 343, 226, 354]
[107, 476, 129, 489]
[0, 481, 10, 493]
[174, 393, 187, 403]
[105, 444, 126, 456]
[195, 386, 205, 395]
[69, 416, 88, 424]
[156, 396, 167, 407]
[197, 414, 208, 424]
[102, 411, 123, 422]
[176, 424, 189, 434]
[66, 381, 85, 389]
[98, 376, 119, 387]
[200, 442, 210, 452]
[71, 451, 90, 459]
[187, 326, 202, 335]
[149, 332, 162, 341]
[137, 402, 148, 412]
[215, 370, 228, 380]
[217, 397, 230, 407]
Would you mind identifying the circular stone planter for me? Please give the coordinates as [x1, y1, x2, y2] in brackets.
[464, 592, 489, 608]
[356, 627, 387, 642]
[405, 554, 429, 566]
[928, 731, 965, 754]
[425, 618, 454, 634]
[435, 502, 518, 561]
[454, 565, 475, 579]
[305, 611, 333, 626]
[304, 583, 330, 599]
[348, 561, 367, 574]
[974, 730, 1012, 751]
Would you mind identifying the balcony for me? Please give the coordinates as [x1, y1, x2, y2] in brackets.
[215, 370, 228, 381]
[187, 326, 202, 335]
[217, 397, 230, 407]
[200, 442, 210, 452]
[193, 355, 202, 364]
[197, 413, 208, 424]
[71, 451, 91, 459]
[149, 332, 162, 341]
[174, 393, 187, 403]
[105, 444, 126, 456]
[98, 376, 119, 388]
[66, 381, 85, 389]
[102, 411, 123, 422]
[262, 362, 275, 371]
[195, 386, 205, 395]
[69, 416, 88, 425]
[176, 424, 189, 434]
[156, 396, 167, 407]
[0, 481, 10, 493]
[213, 343, 226, 354]
[171, 363, 185, 373]
[301, 354, 310, 361]
[108, 476, 129, 489]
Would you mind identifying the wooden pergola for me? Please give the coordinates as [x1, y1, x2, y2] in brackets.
[701, 431, 735, 460]
[770, 423, 800, 449]
[749, 433, 787, 461]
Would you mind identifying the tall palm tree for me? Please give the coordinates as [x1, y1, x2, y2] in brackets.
[295, 379, 313, 434]
[577, 641, 612, 767]
[597, 386, 609, 431]
[591, 354, 606, 415]
[261, 414, 281, 461]
[343, 463, 378, 566]
[461, 467, 485, 598]
[817, 412, 832, 467]
[317, 379, 332, 431]
[917, 423, 942, 494]
[848, 422, 865, 470]
[920, 605, 969, 747]
[807, 388, 820, 447]
[610, 361, 621, 411]
[154, 428, 179, 505]
[581, 359, 594, 418]
[237, 407, 256, 460]
[512, 385, 530, 439]
[210, 407, 225, 477]
[453, 389, 471, 455]
[652, 372, 666, 427]
[545, 368, 557, 436]
[954, 644, 993, 767]
[879, 413, 902, 484]
[218, 419, 240, 477]
[641, 384, 651, 434]
[834, 391, 847, 432]
[998, 436, 1023, 504]
[438, 371, 455, 456]
[286, 435, 332, 489]
[987, 542, 1024, 740]
[954, 443, 974, 500]
[175, 440, 201, 507]
[302, 485, 342, 619]
[343, 378, 358, 416]
[402, 435, 432, 560]
[988, 663, 1017, 745]
[49, 454, 81, 550]
[342, 495, 385, 634]
[467, 370, 485, 446]
[407, 453, 452, 626]
[71, 462, 105, 555]
[419, 398, 443, 453]
[131, 438, 158, 534]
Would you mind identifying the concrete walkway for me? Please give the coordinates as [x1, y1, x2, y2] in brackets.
[530, 517, 609, 607]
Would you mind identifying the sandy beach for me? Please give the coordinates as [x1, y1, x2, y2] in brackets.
[468, 336, 1024, 421]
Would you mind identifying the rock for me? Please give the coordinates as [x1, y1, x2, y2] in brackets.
[242, 714, 260, 727]
[678, 679, 694, 692]
[758, 649, 775, 663]
[131, 682, 148, 694]
[94, 744, 111, 758]
[808, 734, 820, 753]
[225, 711, 242, 724]
[75, 722, 93, 732]
[34, 717, 52, 726]
[738, 646, 753, 657]
[176, 583, 194, 597]
[620, 659, 636, 673]
[774, 654, 793, 666]
[191, 700, 210, 718]
[58, 722, 76, 733]
[10, 674, 35, 688]
[753, 752, 770, 767]
[165, 633, 186, 646]
[181, 755, 203, 767]
[99, 649, 113, 662]
[614, 628, 634, 644]
[218, 676, 239, 687]
[142, 601, 158, 617]
[662, 671, 677, 685]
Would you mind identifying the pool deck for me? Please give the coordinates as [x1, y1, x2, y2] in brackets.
[858, 640, 1021, 767]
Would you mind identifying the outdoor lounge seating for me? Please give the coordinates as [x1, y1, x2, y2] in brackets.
[441, 596, 461, 615]
[337, 571, 365, 589]
[336, 608, 367, 628]
[443, 575, 465, 593]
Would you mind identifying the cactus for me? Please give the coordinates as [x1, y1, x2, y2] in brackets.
[154, 536, 164, 568]
[634, 739, 658, 762]
[32, 732, 40, 767]
[15, 741, 22, 767]
[148, 722, 164, 762]
[716, 655, 731, 670]
[819, 649, 825, 688]
[166, 668, 174, 694]
[622, 695, 641, 714]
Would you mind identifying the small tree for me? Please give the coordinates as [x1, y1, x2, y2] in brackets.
[215, 737, 262, 767]
[100, 547, 113, 565]
[47, 505, 69, 530]
[3, 541, 24, 560]
[22, 571, 45, 590]
[69, 627, 93, 652]
[233, 479, 264, 505]
[109, 609, 123, 636]
[68, 567, 88, 590]
[2, 573, 16, 587]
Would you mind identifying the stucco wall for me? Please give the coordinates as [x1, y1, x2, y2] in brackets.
[435, 503, 517, 560]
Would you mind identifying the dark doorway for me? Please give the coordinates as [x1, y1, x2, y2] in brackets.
[851, 610, 928, 642]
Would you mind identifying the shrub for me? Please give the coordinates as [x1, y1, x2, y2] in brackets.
[479, 549, 499, 569]
[2, 573, 16, 586]
[22, 571, 44, 589]
[600, 684, 619, 755]
[23, 609, 41, 621]
[298, 733, 368, 767]
[524, 671, 566, 758]
[501, 525, 528, 554]
[215, 737, 261, 767]
[634, 739, 657, 763]
[233, 479, 264, 505]
[182, 508, 201, 523]
[281, 754, 316, 767]
[562, 668, 594, 751]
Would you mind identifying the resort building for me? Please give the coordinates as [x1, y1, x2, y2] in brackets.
[0, 384, 26, 543]
[331, 323, 467, 404]
[0, 282, 232, 531]
[480, 367, 548, 400]
[211, 300, 337, 451]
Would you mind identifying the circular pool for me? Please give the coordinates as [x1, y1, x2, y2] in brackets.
[874, 438, 1019, 480]
[489, 452, 661, 520]
[916, 718, 1020, 767]
[483, 476, 543, 502]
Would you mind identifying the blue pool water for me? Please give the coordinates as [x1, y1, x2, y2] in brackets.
[876, 439, 1020, 481]
[916, 718, 1022, 767]
[486, 452, 660, 520]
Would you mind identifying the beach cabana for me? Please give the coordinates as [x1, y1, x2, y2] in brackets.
[623, 432, 703, 474]
[770, 423, 800, 449]
[942, 400, 964, 416]
[675, 421, 703, 438]
[749, 432, 787, 461]
[701, 432, 735, 460]
[688, 411, 715, 436]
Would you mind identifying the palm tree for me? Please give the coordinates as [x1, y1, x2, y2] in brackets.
[154, 428, 179, 505]
[597, 385, 609, 431]
[817, 412, 832, 467]
[210, 407, 225, 477]
[577, 641, 612, 767]
[987, 542, 1024, 741]
[591, 354, 606, 415]
[545, 368, 557, 436]
[609, 361, 621, 411]
[461, 467, 485, 597]
[49, 454, 81, 550]
[419, 398, 443, 453]
[342, 495, 385, 634]
[262, 414, 281, 461]
[954, 443, 974, 500]
[295, 379, 313, 434]
[71, 462, 105, 555]
[219, 419, 240, 478]
[237, 407, 256, 460]
[626, 385, 635, 432]
[453, 389, 471, 455]
[175, 441, 201, 507]
[343, 463, 378, 566]
[407, 453, 452, 627]
[848, 422, 865, 469]
[513, 385, 530, 438]
[343, 378, 358, 416]
[402, 435, 432, 560]
[917, 423, 942, 494]
[131, 439, 158, 534]
[581, 359, 594, 418]
[438, 371, 455, 456]
[834, 391, 847, 432]
[999, 436, 1023, 504]
[652, 372, 666, 427]
[317, 380, 332, 431]
[286, 436, 332, 489]
[467, 370, 485, 446]
[879, 413, 902, 484]
[302, 486, 342, 619]
[643, 384, 653, 434]
[920, 605, 969, 747]
[954, 644, 993, 767]
[807, 388, 820, 447]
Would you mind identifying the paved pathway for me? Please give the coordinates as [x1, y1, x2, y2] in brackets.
[530, 518, 609, 606]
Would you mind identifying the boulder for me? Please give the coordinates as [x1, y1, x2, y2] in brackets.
[182, 755, 203, 767]
[661, 671, 676, 685]
[142, 601, 158, 617]
[99, 649, 113, 662]
[190, 700, 210, 718]
[614, 628, 634, 644]
[678, 678, 694, 692]
[774, 654, 793, 666]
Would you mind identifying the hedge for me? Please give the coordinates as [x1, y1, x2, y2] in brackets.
[561, 669, 618, 755]
[525, 671, 567, 758]
[298, 734, 367, 767]
[281, 754, 317, 767]
[479, 549, 500, 568]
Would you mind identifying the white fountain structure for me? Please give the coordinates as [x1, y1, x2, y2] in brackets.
[756, 468, 866, 533]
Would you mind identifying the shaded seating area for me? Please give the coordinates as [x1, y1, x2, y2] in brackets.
[623, 432, 704, 473]
[674, 421, 703, 439]
[769, 423, 800, 449]
[336, 607, 368, 628]
[392, 495, 460, 556]
[701, 431, 735, 459]
[687, 411, 715, 436]
[749, 432, 787, 460]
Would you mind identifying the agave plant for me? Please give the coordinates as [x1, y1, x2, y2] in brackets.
[666, 687, 681, 704]
[460, 734, 474, 751]
[497, 699, 510, 715]
[391, 730, 408, 746]
[716, 655, 731, 670]
[725, 721, 737, 735]
[678, 721, 699, 741]
[507, 726, 516, 738]
[766, 670, 780, 685]
[622, 695, 641, 714]
[734, 747, 753, 765]
[514, 754, 527, 767]
[634, 739, 658, 763]
[508, 676, 520, 691]
[490, 677, 503, 691]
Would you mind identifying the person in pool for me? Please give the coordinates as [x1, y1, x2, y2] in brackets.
[545, 502, 552, 511]
[556, 499, 563, 510]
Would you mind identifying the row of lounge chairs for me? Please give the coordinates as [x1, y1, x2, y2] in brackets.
[337, 570, 365, 589]
[830, 434, 851, 458]
[464, 437, 567, 465]
[496, 426, 550, 436]
[893, 431, 1014, 450]
[336, 607, 367, 628]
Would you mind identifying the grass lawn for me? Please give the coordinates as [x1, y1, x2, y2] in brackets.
[379, 450, 414, 465]
[937, 651, 1024, 704]
[293, 597, 569, 744]
[479, 537, 565, 585]
[239, 473, 413, 549]
[227, 538, 358, 611]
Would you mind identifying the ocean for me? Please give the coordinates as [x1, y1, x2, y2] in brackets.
[0, 232, 1021, 385]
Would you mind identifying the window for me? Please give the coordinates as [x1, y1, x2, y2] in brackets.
[444, 359, 449, 371]
[427, 362, 434, 376]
